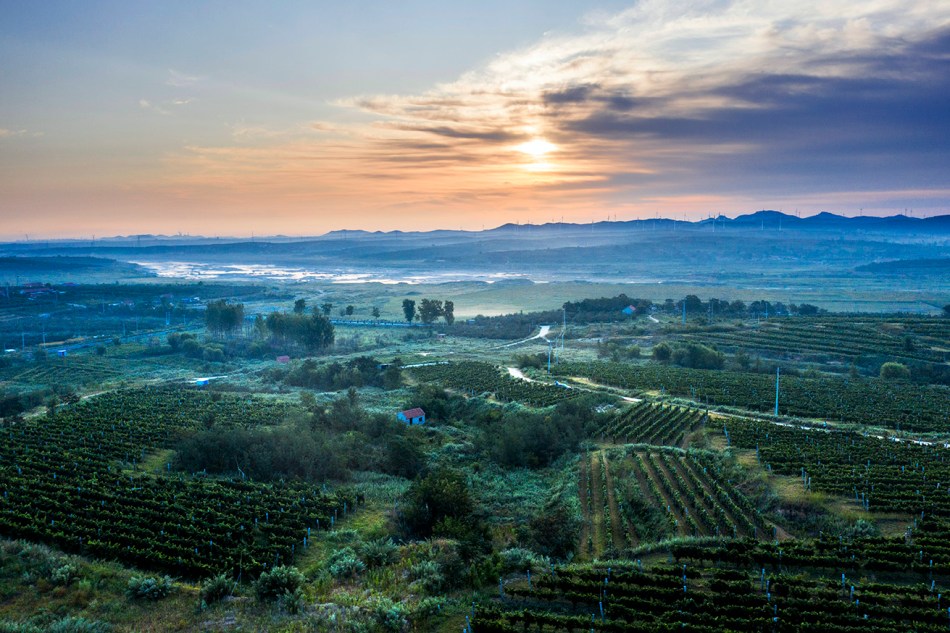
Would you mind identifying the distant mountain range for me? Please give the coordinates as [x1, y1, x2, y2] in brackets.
[3, 210, 947, 249]
[486, 210, 950, 234]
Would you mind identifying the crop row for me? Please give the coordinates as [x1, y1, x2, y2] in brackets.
[411, 361, 578, 406]
[557, 361, 949, 432]
[683, 318, 947, 364]
[0, 387, 348, 578]
[586, 448, 766, 550]
[721, 417, 950, 516]
[478, 559, 950, 632]
[596, 401, 704, 446]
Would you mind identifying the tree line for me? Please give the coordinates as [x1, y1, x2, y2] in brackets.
[402, 298, 455, 325]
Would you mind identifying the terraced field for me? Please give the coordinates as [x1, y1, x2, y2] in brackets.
[578, 448, 770, 558]
[595, 401, 705, 446]
[682, 315, 949, 364]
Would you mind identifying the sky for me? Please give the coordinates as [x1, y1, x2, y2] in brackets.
[1, 0, 949, 238]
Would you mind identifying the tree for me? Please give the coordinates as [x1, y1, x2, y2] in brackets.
[672, 342, 724, 370]
[418, 298, 444, 324]
[880, 362, 910, 381]
[293, 299, 307, 314]
[527, 499, 581, 560]
[253, 314, 267, 339]
[944, 304, 950, 317]
[652, 342, 672, 362]
[402, 299, 416, 324]
[320, 302, 333, 316]
[371, 307, 381, 320]
[683, 295, 703, 314]
[265, 311, 335, 352]
[400, 467, 474, 539]
[206, 300, 244, 337]
[442, 300, 455, 325]
[345, 305, 354, 316]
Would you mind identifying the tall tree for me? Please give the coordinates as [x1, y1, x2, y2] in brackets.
[418, 298, 444, 324]
[293, 298, 307, 314]
[320, 302, 333, 316]
[442, 300, 455, 325]
[371, 307, 381, 320]
[345, 305, 354, 316]
[402, 299, 416, 323]
[206, 300, 244, 337]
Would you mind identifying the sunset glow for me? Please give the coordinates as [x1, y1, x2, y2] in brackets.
[1, 1, 948, 238]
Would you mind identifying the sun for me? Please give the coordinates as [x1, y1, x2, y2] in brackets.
[515, 138, 557, 159]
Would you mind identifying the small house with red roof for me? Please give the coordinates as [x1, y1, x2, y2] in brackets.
[397, 407, 426, 425]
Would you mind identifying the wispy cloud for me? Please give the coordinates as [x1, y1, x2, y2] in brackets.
[0, 128, 26, 138]
[138, 99, 170, 115]
[0, 127, 41, 139]
[165, 68, 202, 88]
[160, 1, 950, 225]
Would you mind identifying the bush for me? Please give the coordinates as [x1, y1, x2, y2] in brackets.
[125, 575, 173, 600]
[671, 342, 724, 370]
[49, 563, 78, 586]
[880, 362, 910, 381]
[200, 573, 236, 605]
[408, 560, 445, 593]
[0, 619, 111, 633]
[500, 548, 549, 574]
[371, 598, 408, 633]
[277, 587, 306, 614]
[359, 537, 398, 568]
[328, 547, 366, 579]
[652, 342, 672, 362]
[254, 565, 304, 601]
[46, 619, 111, 633]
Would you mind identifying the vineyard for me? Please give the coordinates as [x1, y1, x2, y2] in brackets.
[0, 387, 349, 578]
[411, 361, 579, 406]
[595, 401, 705, 446]
[557, 361, 950, 432]
[682, 315, 949, 364]
[578, 448, 769, 558]
[1, 356, 123, 388]
[475, 553, 950, 633]
[721, 417, 950, 516]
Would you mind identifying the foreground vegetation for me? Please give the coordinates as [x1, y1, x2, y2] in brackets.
[0, 272, 947, 631]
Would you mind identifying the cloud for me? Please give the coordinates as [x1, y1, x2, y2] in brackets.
[166, 69, 202, 88]
[0, 127, 41, 139]
[160, 1, 950, 224]
[138, 99, 171, 115]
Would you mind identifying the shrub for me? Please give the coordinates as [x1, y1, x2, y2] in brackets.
[277, 587, 306, 614]
[254, 565, 304, 601]
[652, 342, 672, 362]
[880, 362, 910, 381]
[408, 560, 445, 593]
[359, 537, 398, 568]
[328, 547, 366, 579]
[49, 563, 78, 586]
[0, 619, 111, 633]
[46, 619, 111, 633]
[371, 598, 408, 633]
[500, 548, 549, 574]
[200, 573, 236, 605]
[125, 575, 173, 600]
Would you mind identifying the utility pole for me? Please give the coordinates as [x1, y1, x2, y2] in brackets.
[774, 367, 781, 417]
[682, 300, 686, 325]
